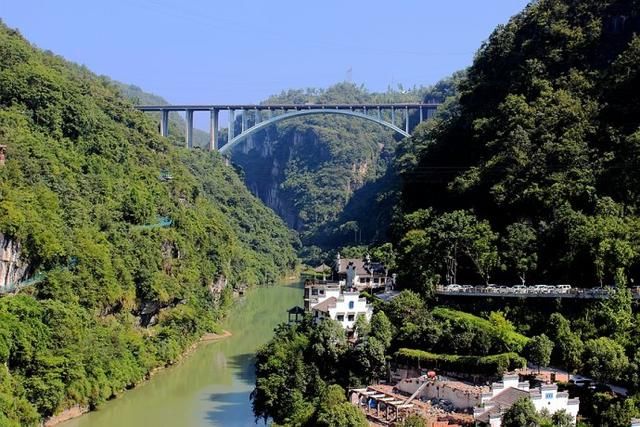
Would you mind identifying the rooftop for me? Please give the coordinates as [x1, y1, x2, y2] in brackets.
[312, 296, 337, 312]
[337, 258, 387, 277]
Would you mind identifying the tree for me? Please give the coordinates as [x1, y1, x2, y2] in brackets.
[551, 409, 575, 427]
[548, 313, 583, 372]
[315, 385, 367, 427]
[399, 413, 428, 427]
[385, 291, 426, 327]
[370, 311, 394, 349]
[525, 334, 554, 373]
[502, 222, 537, 285]
[583, 337, 629, 384]
[502, 397, 539, 427]
[354, 314, 370, 338]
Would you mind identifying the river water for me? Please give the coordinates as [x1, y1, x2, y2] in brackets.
[62, 281, 302, 427]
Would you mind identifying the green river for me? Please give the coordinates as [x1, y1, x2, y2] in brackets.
[62, 281, 302, 427]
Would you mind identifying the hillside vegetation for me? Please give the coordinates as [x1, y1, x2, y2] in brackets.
[228, 81, 457, 255]
[0, 21, 297, 425]
[396, 0, 640, 289]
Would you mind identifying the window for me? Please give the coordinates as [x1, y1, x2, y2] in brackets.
[348, 314, 355, 322]
[311, 289, 318, 296]
[545, 392, 554, 400]
[348, 301, 355, 309]
[360, 278, 365, 283]
[337, 314, 345, 321]
[319, 289, 325, 295]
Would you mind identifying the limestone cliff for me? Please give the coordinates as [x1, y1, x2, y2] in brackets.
[0, 233, 29, 289]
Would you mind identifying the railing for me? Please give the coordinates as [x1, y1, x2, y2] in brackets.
[435, 285, 640, 299]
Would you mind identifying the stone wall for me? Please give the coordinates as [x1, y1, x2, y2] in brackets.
[396, 377, 486, 410]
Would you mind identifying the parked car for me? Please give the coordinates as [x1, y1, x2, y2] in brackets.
[512, 284, 527, 294]
[557, 284, 572, 293]
[532, 284, 551, 293]
[445, 284, 462, 292]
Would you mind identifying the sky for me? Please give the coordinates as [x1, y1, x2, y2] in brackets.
[0, 0, 529, 127]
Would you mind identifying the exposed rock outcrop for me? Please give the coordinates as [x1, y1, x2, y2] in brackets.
[0, 233, 29, 289]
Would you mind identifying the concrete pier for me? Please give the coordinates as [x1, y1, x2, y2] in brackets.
[185, 109, 194, 148]
[209, 109, 219, 151]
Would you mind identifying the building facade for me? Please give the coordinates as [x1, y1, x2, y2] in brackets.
[335, 253, 392, 291]
[304, 280, 373, 330]
[474, 375, 579, 426]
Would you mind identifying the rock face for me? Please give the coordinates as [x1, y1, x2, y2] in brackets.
[0, 233, 29, 289]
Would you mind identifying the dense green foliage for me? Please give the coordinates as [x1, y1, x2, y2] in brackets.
[0, 21, 297, 424]
[252, 318, 385, 426]
[397, 0, 640, 288]
[388, 1, 640, 423]
[395, 348, 526, 376]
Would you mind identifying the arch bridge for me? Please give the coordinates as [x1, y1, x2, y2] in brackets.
[136, 103, 440, 154]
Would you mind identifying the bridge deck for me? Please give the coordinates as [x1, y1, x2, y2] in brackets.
[137, 103, 440, 112]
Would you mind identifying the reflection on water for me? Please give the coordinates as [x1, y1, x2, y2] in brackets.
[62, 281, 302, 427]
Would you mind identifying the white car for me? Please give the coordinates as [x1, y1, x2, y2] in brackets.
[512, 285, 526, 294]
[557, 284, 572, 293]
[445, 284, 462, 292]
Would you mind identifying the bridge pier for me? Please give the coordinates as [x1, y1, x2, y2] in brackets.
[228, 109, 235, 142]
[419, 106, 423, 122]
[209, 109, 219, 151]
[405, 106, 409, 134]
[241, 109, 248, 132]
[254, 108, 260, 125]
[391, 107, 396, 126]
[377, 107, 381, 120]
[185, 109, 194, 148]
[160, 110, 169, 137]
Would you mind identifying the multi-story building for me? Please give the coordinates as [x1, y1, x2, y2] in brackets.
[334, 253, 393, 291]
[303, 280, 373, 330]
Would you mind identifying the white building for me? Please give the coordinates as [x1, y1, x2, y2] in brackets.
[304, 281, 373, 330]
[474, 375, 579, 426]
[335, 253, 392, 290]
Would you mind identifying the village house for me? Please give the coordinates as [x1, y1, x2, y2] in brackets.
[304, 280, 373, 330]
[334, 253, 392, 291]
[473, 374, 579, 426]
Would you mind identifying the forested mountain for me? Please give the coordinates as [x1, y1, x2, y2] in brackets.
[396, 0, 640, 290]
[228, 81, 457, 256]
[0, 21, 297, 425]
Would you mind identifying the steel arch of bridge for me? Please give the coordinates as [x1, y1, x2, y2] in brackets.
[219, 108, 409, 155]
[136, 103, 440, 152]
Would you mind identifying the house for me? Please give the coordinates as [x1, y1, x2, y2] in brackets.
[334, 253, 393, 290]
[631, 419, 640, 427]
[473, 375, 579, 427]
[303, 280, 373, 330]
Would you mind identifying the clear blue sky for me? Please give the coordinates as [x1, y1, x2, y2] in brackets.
[1, 0, 528, 127]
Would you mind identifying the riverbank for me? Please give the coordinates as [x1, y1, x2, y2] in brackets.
[44, 329, 235, 427]
[54, 279, 302, 427]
